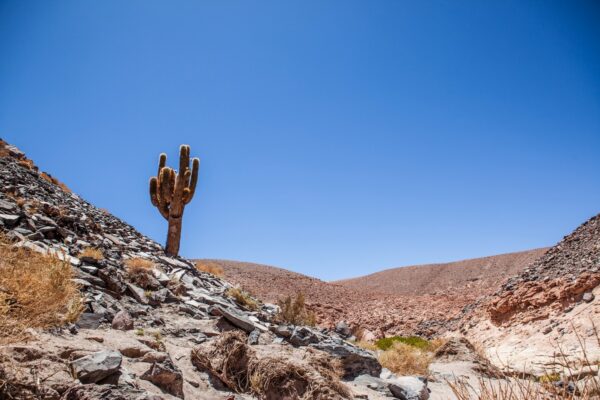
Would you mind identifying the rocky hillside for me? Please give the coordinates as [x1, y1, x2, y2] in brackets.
[463, 212, 600, 376]
[486, 212, 600, 325]
[0, 139, 432, 399]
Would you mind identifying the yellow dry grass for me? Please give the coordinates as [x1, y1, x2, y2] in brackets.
[125, 257, 157, 289]
[17, 159, 35, 170]
[226, 287, 259, 311]
[78, 247, 104, 261]
[125, 257, 155, 271]
[379, 342, 431, 376]
[196, 261, 224, 277]
[0, 236, 83, 343]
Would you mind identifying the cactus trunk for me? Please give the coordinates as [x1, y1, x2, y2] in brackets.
[166, 214, 183, 256]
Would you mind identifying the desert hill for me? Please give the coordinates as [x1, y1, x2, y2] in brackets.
[202, 249, 548, 339]
[198, 259, 361, 305]
[336, 249, 548, 296]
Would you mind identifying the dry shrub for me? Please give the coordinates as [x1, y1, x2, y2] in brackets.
[57, 181, 71, 193]
[39, 172, 71, 192]
[125, 257, 155, 271]
[78, 247, 104, 261]
[39, 172, 54, 184]
[125, 258, 158, 289]
[449, 376, 598, 400]
[191, 331, 350, 399]
[17, 159, 35, 170]
[379, 342, 431, 376]
[196, 261, 224, 277]
[0, 140, 9, 157]
[277, 292, 317, 326]
[0, 236, 83, 343]
[354, 341, 379, 352]
[226, 287, 259, 311]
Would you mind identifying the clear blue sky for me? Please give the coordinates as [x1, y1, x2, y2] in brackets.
[1, 1, 599, 280]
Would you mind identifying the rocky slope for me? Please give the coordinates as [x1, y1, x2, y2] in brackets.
[463, 213, 600, 376]
[0, 139, 430, 399]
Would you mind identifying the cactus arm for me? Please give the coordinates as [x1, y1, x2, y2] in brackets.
[151, 177, 169, 220]
[184, 158, 199, 204]
[179, 145, 190, 175]
[159, 167, 174, 205]
[158, 153, 167, 176]
[149, 177, 159, 206]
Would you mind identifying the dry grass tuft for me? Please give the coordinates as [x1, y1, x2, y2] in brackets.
[449, 376, 599, 399]
[125, 257, 155, 271]
[191, 331, 350, 399]
[196, 261, 224, 277]
[277, 292, 317, 327]
[125, 258, 158, 289]
[354, 341, 379, 352]
[17, 159, 35, 170]
[379, 342, 431, 376]
[78, 247, 104, 261]
[39, 172, 71, 192]
[226, 287, 259, 311]
[0, 140, 9, 157]
[0, 236, 83, 343]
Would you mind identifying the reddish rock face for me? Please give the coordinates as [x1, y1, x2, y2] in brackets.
[487, 273, 600, 325]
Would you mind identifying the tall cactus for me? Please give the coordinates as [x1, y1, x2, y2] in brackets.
[149, 145, 200, 256]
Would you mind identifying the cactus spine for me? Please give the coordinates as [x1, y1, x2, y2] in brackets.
[149, 145, 200, 256]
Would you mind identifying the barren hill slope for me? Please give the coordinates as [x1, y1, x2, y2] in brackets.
[198, 259, 361, 305]
[336, 249, 548, 296]
[202, 248, 549, 338]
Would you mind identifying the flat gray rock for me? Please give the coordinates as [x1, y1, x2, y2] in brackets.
[70, 350, 122, 383]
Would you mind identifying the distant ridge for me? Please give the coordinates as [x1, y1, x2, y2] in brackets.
[335, 248, 548, 296]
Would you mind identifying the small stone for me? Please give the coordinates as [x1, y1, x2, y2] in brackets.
[0, 213, 20, 228]
[582, 292, 595, 303]
[388, 376, 430, 400]
[248, 329, 260, 345]
[140, 359, 184, 398]
[112, 311, 134, 331]
[76, 313, 104, 329]
[335, 321, 351, 337]
[140, 351, 169, 363]
[119, 345, 151, 358]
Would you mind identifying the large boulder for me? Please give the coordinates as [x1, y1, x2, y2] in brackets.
[311, 338, 381, 379]
[278, 325, 382, 379]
